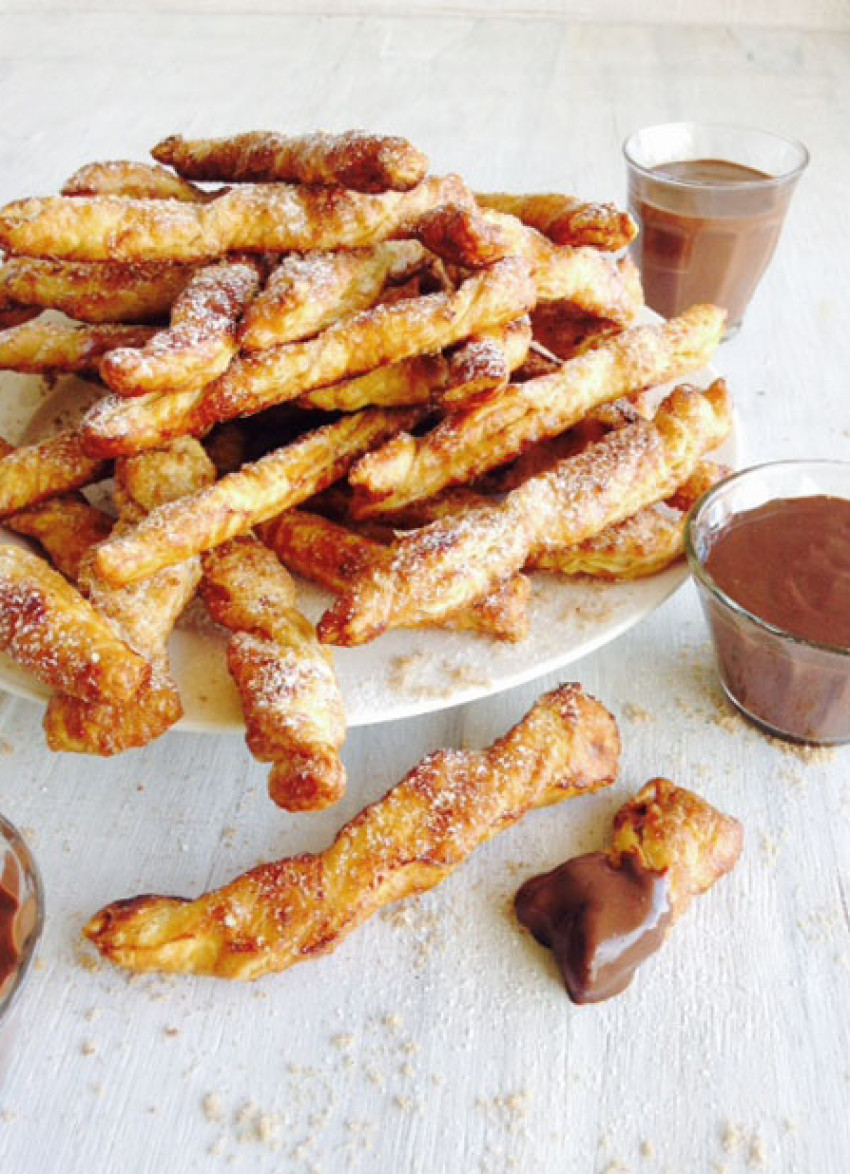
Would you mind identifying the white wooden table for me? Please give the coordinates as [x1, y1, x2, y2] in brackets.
[0, 11, 848, 1174]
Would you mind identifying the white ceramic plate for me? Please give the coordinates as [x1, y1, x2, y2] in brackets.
[0, 361, 737, 731]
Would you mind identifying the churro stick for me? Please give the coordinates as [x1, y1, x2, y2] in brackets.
[0, 257, 198, 324]
[84, 683, 620, 979]
[257, 510, 531, 643]
[0, 546, 150, 702]
[298, 317, 531, 412]
[414, 204, 641, 324]
[80, 257, 534, 456]
[514, 778, 742, 1003]
[62, 160, 214, 202]
[476, 192, 637, 251]
[90, 407, 422, 586]
[44, 439, 216, 755]
[0, 317, 156, 374]
[319, 382, 732, 645]
[238, 241, 426, 349]
[100, 259, 262, 396]
[152, 129, 429, 193]
[529, 461, 728, 580]
[200, 535, 347, 811]
[0, 175, 472, 262]
[348, 305, 724, 518]
[0, 430, 106, 518]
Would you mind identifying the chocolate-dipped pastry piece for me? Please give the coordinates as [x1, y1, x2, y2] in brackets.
[515, 778, 743, 1003]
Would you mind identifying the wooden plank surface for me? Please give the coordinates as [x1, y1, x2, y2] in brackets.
[0, 12, 847, 1174]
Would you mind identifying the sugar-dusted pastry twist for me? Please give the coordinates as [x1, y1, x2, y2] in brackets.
[414, 204, 641, 324]
[257, 509, 531, 643]
[200, 535, 347, 811]
[43, 438, 216, 756]
[298, 317, 530, 412]
[99, 258, 262, 395]
[0, 430, 106, 518]
[198, 255, 536, 424]
[0, 433, 111, 580]
[238, 241, 426, 349]
[611, 778, 743, 916]
[62, 160, 213, 202]
[319, 382, 732, 645]
[476, 192, 637, 251]
[0, 257, 199, 324]
[152, 129, 430, 193]
[80, 384, 209, 459]
[5, 496, 112, 581]
[83, 683, 620, 979]
[0, 175, 472, 262]
[528, 461, 728, 580]
[90, 407, 423, 586]
[0, 546, 150, 702]
[514, 777, 743, 1003]
[0, 317, 156, 374]
[79, 256, 534, 457]
[348, 305, 724, 518]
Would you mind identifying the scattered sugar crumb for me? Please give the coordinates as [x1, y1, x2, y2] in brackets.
[748, 1132, 767, 1168]
[623, 702, 653, 725]
[81, 1040, 97, 1056]
[722, 1122, 743, 1153]
[202, 1093, 224, 1124]
[640, 1140, 655, 1159]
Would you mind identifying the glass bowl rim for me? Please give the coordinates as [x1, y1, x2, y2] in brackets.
[622, 121, 810, 190]
[685, 457, 850, 660]
[0, 812, 44, 1025]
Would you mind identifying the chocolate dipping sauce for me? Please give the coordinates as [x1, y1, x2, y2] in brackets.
[699, 494, 850, 742]
[514, 852, 672, 1004]
[629, 158, 793, 328]
[705, 496, 850, 649]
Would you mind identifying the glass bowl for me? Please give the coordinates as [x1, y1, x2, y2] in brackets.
[685, 460, 850, 744]
[0, 813, 43, 1071]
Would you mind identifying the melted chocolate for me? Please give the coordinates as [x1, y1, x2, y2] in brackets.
[515, 851, 672, 1004]
[629, 157, 790, 327]
[705, 495, 850, 649]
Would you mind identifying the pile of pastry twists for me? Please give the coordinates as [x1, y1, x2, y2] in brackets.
[0, 127, 734, 811]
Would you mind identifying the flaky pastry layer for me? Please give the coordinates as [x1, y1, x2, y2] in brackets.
[84, 683, 619, 979]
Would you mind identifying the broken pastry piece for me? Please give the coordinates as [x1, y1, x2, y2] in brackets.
[514, 777, 743, 1003]
[84, 683, 619, 980]
[152, 129, 430, 193]
[200, 534, 347, 812]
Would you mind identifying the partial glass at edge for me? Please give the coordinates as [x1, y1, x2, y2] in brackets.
[623, 122, 809, 337]
[0, 814, 43, 1028]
